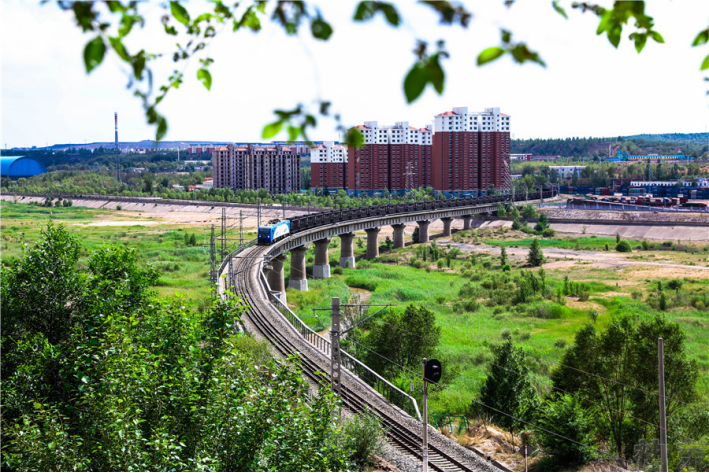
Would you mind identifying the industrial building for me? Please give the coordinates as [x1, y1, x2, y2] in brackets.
[212, 144, 300, 194]
[0, 156, 47, 178]
[311, 106, 511, 196]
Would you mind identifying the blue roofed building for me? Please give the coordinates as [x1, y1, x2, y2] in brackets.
[0, 156, 47, 178]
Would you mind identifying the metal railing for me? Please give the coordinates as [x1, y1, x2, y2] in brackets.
[260, 272, 421, 421]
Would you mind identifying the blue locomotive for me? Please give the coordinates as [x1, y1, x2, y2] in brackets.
[257, 220, 291, 245]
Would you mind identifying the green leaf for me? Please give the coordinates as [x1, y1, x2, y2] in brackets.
[632, 33, 647, 53]
[403, 64, 427, 103]
[552, 0, 568, 19]
[477, 47, 505, 66]
[381, 3, 400, 26]
[345, 128, 365, 148]
[426, 56, 445, 94]
[262, 121, 283, 139]
[83, 36, 106, 73]
[650, 30, 664, 44]
[108, 37, 129, 61]
[311, 17, 333, 40]
[197, 68, 212, 90]
[701, 54, 709, 71]
[156, 116, 168, 141]
[692, 29, 709, 47]
[48, 442, 56, 449]
[170, 1, 190, 25]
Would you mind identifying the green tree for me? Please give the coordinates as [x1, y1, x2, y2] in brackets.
[511, 218, 522, 230]
[189, 233, 197, 246]
[500, 246, 508, 267]
[527, 238, 544, 267]
[497, 202, 507, 217]
[550, 316, 698, 457]
[522, 204, 538, 220]
[362, 304, 441, 378]
[537, 395, 597, 465]
[616, 240, 631, 252]
[477, 340, 539, 431]
[510, 206, 521, 219]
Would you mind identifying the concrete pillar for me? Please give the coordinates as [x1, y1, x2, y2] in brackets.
[462, 215, 472, 230]
[441, 217, 453, 237]
[289, 246, 308, 291]
[267, 254, 287, 294]
[416, 220, 430, 244]
[313, 238, 331, 278]
[339, 232, 356, 269]
[391, 224, 406, 248]
[365, 227, 380, 259]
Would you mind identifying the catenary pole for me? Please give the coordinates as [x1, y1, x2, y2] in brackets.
[658, 338, 668, 472]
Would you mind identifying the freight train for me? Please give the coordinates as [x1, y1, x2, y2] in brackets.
[256, 190, 554, 245]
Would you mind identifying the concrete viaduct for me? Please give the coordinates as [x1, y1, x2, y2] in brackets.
[258, 198, 547, 303]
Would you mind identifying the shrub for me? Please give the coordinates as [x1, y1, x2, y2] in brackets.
[642, 239, 649, 250]
[662, 241, 673, 248]
[511, 218, 522, 230]
[615, 240, 632, 252]
[333, 267, 343, 275]
[537, 395, 597, 464]
[502, 263, 511, 272]
[578, 290, 590, 302]
[554, 339, 567, 349]
[436, 258, 445, 269]
[666, 279, 683, 290]
[542, 228, 556, 238]
[459, 283, 477, 298]
[116, 205, 122, 210]
[659, 291, 667, 311]
[345, 275, 377, 291]
[604, 243, 609, 251]
[695, 300, 706, 311]
[589, 309, 599, 323]
[631, 290, 642, 300]
[500, 329, 512, 340]
[341, 410, 387, 469]
[463, 299, 480, 312]
[436, 295, 446, 304]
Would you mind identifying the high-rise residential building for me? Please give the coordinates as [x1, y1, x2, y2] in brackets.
[311, 141, 348, 191]
[213, 144, 300, 193]
[432, 106, 511, 193]
[345, 121, 433, 194]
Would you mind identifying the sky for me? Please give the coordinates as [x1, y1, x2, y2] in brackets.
[2, 0, 709, 148]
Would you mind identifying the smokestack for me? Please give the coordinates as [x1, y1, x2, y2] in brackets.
[114, 112, 118, 149]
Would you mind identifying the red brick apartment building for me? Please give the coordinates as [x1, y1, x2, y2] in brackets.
[311, 142, 348, 190]
[213, 144, 300, 193]
[432, 107, 511, 192]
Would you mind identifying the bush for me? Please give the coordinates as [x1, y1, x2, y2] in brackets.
[631, 290, 642, 300]
[345, 275, 377, 292]
[642, 239, 649, 250]
[436, 258, 445, 269]
[537, 395, 597, 465]
[333, 267, 343, 275]
[615, 240, 632, 252]
[542, 228, 556, 238]
[554, 339, 567, 349]
[462, 299, 480, 312]
[662, 241, 673, 248]
[341, 410, 388, 469]
[482, 260, 492, 269]
[511, 218, 522, 230]
[116, 205, 122, 210]
[502, 263, 511, 272]
[435, 295, 446, 304]
[604, 243, 609, 251]
[666, 278, 683, 290]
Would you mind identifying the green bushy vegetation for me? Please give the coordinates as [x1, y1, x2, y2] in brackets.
[2, 221, 390, 471]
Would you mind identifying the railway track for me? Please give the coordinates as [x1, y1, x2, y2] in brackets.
[227, 245, 499, 472]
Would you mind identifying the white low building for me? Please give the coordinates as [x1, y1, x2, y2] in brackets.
[550, 166, 586, 179]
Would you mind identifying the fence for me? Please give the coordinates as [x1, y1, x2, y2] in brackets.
[261, 271, 421, 421]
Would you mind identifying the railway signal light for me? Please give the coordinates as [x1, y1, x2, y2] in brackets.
[425, 359, 442, 383]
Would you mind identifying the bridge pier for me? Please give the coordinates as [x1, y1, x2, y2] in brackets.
[267, 254, 287, 305]
[441, 217, 453, 237]
[365, 227, 380, 259]
[462, 215, 472, 230]
[288, 245, 308, 291]
[416, 220, 430, 243]
[339, 232, 356, 268]
[391, 224, 406, 248]
[313, 238, 331, 278]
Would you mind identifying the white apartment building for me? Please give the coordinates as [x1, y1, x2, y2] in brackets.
[550, 166, 586, 179]
[356, 121, 433, 145]
[310, 141, 348, 163]
[434, 107, 511, 133]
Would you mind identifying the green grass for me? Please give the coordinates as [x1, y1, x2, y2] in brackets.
[0, 201, 251, 305]
[282, 248, 709, 416]
[485, 236, 644, 250]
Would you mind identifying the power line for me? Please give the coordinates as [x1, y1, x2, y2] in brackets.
[348, 339, 633, 467]
[368, 318, 701, 442]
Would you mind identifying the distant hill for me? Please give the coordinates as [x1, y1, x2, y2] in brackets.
[622, 133, 709, 144]
[512, 134, 709, 159]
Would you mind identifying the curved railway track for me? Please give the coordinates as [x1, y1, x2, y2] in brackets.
[228, 245, 500, 472]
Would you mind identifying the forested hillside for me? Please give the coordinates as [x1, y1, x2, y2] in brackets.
[512, 134, 709, 160]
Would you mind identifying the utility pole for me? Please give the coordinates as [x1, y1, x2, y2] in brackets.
[240, 210, 243, 246]
[658, 338, 668, 472]
[330, 297, 342, 412]
[422, 358, 429, 473]
[221, 208, 226, 260]
[308, 198, 310, 215]
[257, 198, 261, 228]
[209, 225, 216, 286]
